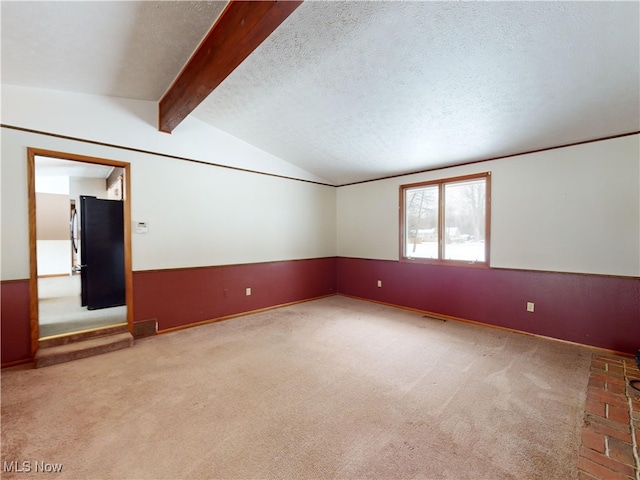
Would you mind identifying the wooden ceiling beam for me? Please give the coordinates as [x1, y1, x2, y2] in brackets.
[158, 0, 303, 133]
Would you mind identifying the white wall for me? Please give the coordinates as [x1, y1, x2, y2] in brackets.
[69, 177, 108, 201]
[1, 85, 330, 184]
[36, 241, 71, 276]
[34, 190, 72, 276]
[131, 153, 336, 270]
[337, 134, 640, 277]
[35, 176, 69, 195]
[1, 126, 337, 280]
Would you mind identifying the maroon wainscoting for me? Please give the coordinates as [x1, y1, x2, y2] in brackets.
[337, 257, 640, 354]
[133, 257, 337, 331]
[1, 280, 32, 366]
[5, 257, 635, 365]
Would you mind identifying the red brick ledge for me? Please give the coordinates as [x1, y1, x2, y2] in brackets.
[578, 354, 640, 480]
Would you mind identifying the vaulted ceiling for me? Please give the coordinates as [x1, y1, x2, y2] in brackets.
[2, 1, 639, 185]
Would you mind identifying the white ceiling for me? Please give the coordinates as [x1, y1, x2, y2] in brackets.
[35, 157, 113, 179]
[3, 1, 639, 185]
[35, 156, 114, 178]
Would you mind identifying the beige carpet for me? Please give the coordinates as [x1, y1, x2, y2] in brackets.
[1, 296, 591, 479]
[38, 275, 126, 338]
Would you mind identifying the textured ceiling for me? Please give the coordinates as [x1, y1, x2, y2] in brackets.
[1, 1, 226, 100]
[2, 1, 639, 185]
[193, 1, 640, 184]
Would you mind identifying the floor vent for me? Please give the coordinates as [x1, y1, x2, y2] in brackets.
[134, 319, 158, 339]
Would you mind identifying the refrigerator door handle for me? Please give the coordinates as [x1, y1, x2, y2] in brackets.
[70, 208, 79, 253]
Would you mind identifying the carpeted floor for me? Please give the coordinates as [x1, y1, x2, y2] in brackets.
[38, 275, 126, 337]
[1, 296, 592, 479]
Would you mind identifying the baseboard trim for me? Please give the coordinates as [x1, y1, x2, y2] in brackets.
[1, 358, 34, 369]
[338, 294, 634, 358]
[157, 293, 338, 335]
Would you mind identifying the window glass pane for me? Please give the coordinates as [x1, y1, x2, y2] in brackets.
[405, 185, 439, 259]
[444, 178, 486, 262]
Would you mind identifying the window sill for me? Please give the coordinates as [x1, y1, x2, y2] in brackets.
[400, 257, 490, 269]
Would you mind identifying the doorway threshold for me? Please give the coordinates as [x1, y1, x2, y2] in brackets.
[36, 324, 132, 368]
[39, 323, 128, 348]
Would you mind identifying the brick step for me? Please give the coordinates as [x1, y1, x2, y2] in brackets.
[34, 332, 134, 368]
[578, 354, 639, 480]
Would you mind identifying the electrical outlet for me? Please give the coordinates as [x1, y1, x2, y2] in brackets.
[377, 280, 382, 288]
[527, 302, 535, 312]
[246, 287, 251, 296]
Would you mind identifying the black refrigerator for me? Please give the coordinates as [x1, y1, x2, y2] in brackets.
[79, 196, 125, 310]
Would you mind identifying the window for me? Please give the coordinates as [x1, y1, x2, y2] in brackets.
[401, 172, 490, 265]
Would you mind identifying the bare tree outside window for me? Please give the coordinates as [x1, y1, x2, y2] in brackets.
[405, 185, 438, 257]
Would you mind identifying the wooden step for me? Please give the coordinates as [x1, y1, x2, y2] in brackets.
[34, 332, 134, 368]
[39, 324, 129, 349]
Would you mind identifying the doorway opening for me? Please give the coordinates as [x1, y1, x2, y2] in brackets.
[27, 148, 133, 356]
